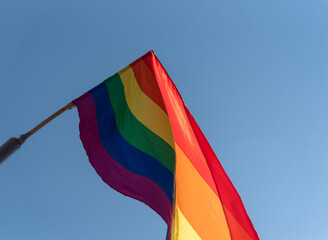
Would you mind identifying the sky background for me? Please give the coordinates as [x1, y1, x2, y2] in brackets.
[1, 1, 328, 239]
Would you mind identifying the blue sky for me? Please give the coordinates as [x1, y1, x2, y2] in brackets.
[1, 1, 328, 239]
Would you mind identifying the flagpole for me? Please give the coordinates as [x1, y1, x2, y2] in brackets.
[0, 102, 75, 164]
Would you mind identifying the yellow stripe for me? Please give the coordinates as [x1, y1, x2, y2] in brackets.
[174, 204, 202, 240]
[118, 66, 175, 149]
[175, 144, 231, 240]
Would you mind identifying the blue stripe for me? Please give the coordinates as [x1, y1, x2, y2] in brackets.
[89, 83, 174, 202]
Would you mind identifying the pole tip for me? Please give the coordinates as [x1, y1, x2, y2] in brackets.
[0, 137, 25, 164]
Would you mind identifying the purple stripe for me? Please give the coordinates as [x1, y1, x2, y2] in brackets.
[73, 92, 173, 226]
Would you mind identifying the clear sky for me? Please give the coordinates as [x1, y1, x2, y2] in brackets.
[1, 0, 328, 239]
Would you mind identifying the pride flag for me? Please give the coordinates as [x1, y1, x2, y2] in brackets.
[73, 51, 259, 240]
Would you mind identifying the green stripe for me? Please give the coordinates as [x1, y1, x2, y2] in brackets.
[104, 74, 175, 174]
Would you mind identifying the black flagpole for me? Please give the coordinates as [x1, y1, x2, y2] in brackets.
[0, 102, 75, 164]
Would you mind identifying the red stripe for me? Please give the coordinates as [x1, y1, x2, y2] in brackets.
[185, 106, 260, 240]
[130, 52, 167, 113]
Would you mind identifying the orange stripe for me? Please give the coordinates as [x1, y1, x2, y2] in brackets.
[173, 205, 202, 240]
[175, 145, 231, 240]
[223, 207, 253, 240]
[130, 58, 167, 113]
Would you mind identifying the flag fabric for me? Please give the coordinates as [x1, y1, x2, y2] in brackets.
[73, 51, 259, 240]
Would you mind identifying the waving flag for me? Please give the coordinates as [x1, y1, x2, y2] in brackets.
[73, 51, 259, 240]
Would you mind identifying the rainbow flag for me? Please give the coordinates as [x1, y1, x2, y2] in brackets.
[73, 51, 259, 240]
